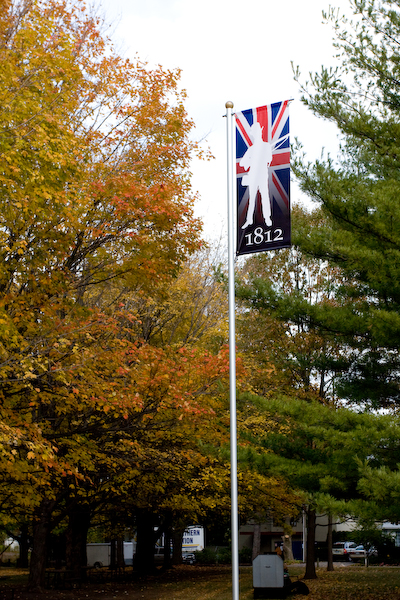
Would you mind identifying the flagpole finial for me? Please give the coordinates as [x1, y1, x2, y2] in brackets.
[225, 101, 234, 109]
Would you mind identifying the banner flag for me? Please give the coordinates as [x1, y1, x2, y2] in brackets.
[235, 101, 291, 256]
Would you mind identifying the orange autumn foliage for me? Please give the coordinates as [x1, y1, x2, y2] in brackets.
[0, 0, 204, 518]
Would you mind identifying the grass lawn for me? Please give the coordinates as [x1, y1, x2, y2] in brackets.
[303, 564, 400, 600]
[1, 564, 400, 599]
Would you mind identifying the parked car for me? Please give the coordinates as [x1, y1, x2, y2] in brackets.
[348, 545, 377, 562]
[332, 541, 357, 560]
[182, 551, 196, 564]
[348, 544, 366, 561]
[154, 547, 197, 565]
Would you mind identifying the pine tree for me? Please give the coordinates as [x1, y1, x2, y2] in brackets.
[290, 0, 400, 409]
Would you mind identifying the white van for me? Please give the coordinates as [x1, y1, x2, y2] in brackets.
[86, 542, 135, 567]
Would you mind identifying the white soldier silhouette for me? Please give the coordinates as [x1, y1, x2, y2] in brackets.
[240, 122, 273, 229]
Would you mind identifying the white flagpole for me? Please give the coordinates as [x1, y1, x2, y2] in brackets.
[225, 100, 239, 600]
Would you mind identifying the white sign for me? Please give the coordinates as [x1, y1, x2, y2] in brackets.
[182, 526, 204, 551]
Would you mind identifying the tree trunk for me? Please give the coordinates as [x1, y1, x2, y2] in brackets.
[135, 511, 157, 574]
[282, 534, 294, 562]
[28, 499, 55, 590]
[252, 523, 261, 561]
[163, 529, 172, 570]
[172, 528, 184, 565]
[327, 515, 334, 572]
[110, 539, 116, 568]
[17, 524, 30, 568]
[116, 538, 125, 568]
[66, 504, 91, 579]
[304, 508, 317, 580]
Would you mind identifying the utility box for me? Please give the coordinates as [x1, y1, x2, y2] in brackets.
[253, 554, 285, 599]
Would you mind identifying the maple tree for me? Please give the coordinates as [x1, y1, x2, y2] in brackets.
[77, 249, 293, 573]
[0, 1, 307, 585]
[0, 0, 201, 435]
[50, 341, 233, 576]
[78, 246, 231, 570]
[125, 245, 229, 350]
[0, 0, 211, 588]
[48, 251, 296, 577]
[9, 249, 233, 585]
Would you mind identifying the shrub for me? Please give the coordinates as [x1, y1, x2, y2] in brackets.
[194, 546, 252, 565]
[239, 546, 252, 564]
[194, 547, 231, 565]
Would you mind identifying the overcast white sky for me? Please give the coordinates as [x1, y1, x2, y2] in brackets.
[99, 0, 351, 240]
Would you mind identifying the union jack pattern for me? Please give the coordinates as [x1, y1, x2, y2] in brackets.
[235, 101, 291, 256]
